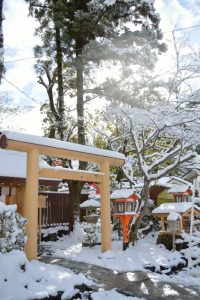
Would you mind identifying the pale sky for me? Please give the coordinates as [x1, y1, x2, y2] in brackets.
[1, 0, 200, 136]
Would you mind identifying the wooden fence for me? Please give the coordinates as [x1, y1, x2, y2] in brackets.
[39, 191, 89, 227]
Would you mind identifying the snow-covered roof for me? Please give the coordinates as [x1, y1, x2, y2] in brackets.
[151, 176, 191, 188]
[0, 149, 26, 178]
[168, 184, 190, 193]
[151, 176, 171, 187]
[168, 176, 191, 186]
[0, 149, 56, 180]
[167, 212, 181, 221]
[80, 199, 101, 208]
[1, 130, 125, 162]
[110, 189, 137, 199]
[152, 202, 200, 214]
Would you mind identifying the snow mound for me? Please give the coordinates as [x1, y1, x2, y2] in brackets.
[0, 250, 92, 300]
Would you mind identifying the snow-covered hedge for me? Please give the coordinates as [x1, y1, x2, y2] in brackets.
[0, 203, 27, 253]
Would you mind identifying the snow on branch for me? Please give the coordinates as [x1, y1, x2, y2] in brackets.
[107, 101, 200, 183]
[150, 151, 196, 181]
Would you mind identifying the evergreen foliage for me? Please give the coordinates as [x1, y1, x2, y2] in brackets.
[82, 220, 101, 247]
[25, 0, 165, 142]
[0, 203, 27, 253]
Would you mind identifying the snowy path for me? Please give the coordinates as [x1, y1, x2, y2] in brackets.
[39, 256, 200, 300]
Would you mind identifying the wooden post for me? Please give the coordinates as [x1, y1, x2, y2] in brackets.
[100, 160, 111, 252]
[180, 215, 183, 232]
[16, 185, 26, 215]
[38, 208, 42, 243]
[38, 195, 47, 243]
[161, 216, 165, 232]
[23, 148, 39, 260]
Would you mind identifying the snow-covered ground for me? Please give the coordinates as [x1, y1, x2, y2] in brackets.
[0, 250, 92, 300]
[2, 225, 200, 299]
[40, 226, 200, 288]
[0, 249, 144, 300]
[41, 230, 184, 273]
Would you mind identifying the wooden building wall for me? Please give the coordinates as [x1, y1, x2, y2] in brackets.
[39, 192, 89, 227]
[157, 189, 174, 206]
[149, 185, 166, 205]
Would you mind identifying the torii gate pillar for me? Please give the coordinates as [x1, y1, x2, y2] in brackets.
[23, 148, 39, 260]
[100, 160, 111, 252]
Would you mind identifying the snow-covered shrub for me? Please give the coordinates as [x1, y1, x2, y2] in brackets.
[72, 220, 86, 242]
[82, 220, 101, 247]
[0, 203, 27, 253]
[41, 224, 70, 242]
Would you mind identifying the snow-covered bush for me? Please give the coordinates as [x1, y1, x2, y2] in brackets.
[0, 203, 27, 253]
[73, 220, 101, 247]
[72, 220, 86, 242]
[83, 222, 101, 247]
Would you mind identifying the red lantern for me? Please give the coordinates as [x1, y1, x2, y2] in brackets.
[114, 198, 138, 250]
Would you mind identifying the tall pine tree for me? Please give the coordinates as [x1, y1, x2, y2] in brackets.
[25, 0, 165, 227]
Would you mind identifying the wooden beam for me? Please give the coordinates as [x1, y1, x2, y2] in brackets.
[153, 213, 168, 218]
[0, 135, 125, 167]
[39, 168, 104, 183]
[100, 160, 111, 252]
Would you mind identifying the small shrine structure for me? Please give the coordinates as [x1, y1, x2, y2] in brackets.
[150, 176, 192, 206]
[152, 202, 200, 234]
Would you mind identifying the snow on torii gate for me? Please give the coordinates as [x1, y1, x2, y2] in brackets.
[0, 130, 125, 260]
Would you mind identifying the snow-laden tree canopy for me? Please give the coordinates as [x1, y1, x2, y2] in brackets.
[0, 93, 25, 130]
[105, 102, 200, 244]
[107, 102, 200, 182]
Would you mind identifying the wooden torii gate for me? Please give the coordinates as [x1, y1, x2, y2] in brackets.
[0, 130, 125, 260]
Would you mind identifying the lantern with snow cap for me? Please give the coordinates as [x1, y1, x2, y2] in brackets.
[167, 212, 182, 232]
[80, 198, 101, 224]
[110, 189, 139, 250]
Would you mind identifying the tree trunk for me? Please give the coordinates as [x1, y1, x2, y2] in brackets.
[68, 180, 85, 231]
[76, 38, 87, 171]
[75, 31, 86, 145]
[0, 0, 4, 83]
[76, 53, 85, 145]
[55, 23, 65, 140]
[46, 84, 58, 138]
[129, 181, 150, 244]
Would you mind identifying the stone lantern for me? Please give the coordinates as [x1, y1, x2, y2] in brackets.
[80, 198, 101, 223]
[167, 212, 182, 251]
[167, 212, 182, 232]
